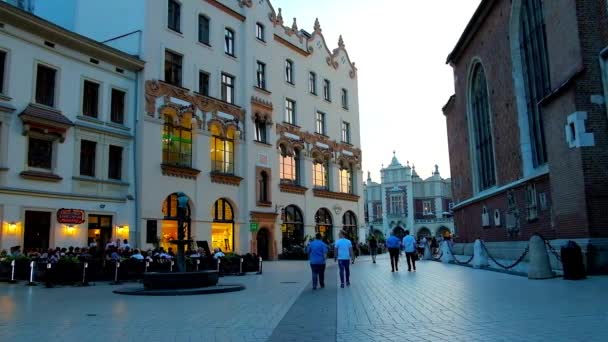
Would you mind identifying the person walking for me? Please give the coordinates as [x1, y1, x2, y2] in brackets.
[402, 230, 417, 272]
[368, 235, 378, 263]
[334, 231, 354, 288]
[386, 232, 401, 272]
[306, 233, 328, 290]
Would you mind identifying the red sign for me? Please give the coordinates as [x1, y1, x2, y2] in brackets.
[57, 209, 85, 224]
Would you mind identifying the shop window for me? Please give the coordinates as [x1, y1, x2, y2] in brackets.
[315, 208, 333, 242]
[342, 211, 358, 242]
[212, 198, 234, 253]
[282, 205, 304, 249]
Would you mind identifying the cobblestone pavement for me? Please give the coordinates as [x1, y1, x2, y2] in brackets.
[1, 256, 608, 341]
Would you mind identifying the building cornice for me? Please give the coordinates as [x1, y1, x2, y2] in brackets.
[205, 0, 246, 22]
[0, 2, 144, 71]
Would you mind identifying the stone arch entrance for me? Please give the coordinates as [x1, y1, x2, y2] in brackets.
[257, 228, 270, 260]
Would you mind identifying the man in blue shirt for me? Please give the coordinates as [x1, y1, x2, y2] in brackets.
[334, 231, 354, 288]
[306, 233, 328, 290]
[402, 230, 417, 272]
[386, 232, 401, 272]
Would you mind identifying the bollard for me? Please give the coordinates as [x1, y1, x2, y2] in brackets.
[9, 260, 17, 283]
[423, 243, 432, 260]
[45, 262, 53, 288]
[216, 258, 221, 272]
[440, 241, 453, 263]
[528, 235, 554, 279]
[257, 256, 263, 275]
[472, 239, 489, 269]
[196, 259, 200, 271]
[80, 262, 90, 286]
[145, 261, 149, 273]
[239, 258, 243, 275]
[110, 261, 122, 285]
[26, 261, 37, 286]
[170, 260, 174, 272]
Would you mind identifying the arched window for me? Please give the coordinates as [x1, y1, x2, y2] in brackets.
[342, 211, 357, 242]
[469, 63, 495, 191]
[212, 198, 234, 252]
[282, 205, 304, 249]
[315, 208, 333, 242]
[279, 145, 300, 185]
[210, 125, 235, 174]
[162, 114, 192, 168]
[520, 0, 550, 167]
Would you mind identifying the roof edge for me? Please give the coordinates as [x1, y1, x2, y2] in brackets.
[446, 0, 496, 65]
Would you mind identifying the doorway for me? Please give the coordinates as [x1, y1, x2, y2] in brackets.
[257, 228, 270, 260]
[88, 215, 113, 249]
[24, 211, 51, 251]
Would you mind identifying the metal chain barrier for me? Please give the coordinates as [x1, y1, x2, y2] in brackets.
[451, 251, 474, 265]
[480, 240, 529, 270]
[537, 234, 562, 262]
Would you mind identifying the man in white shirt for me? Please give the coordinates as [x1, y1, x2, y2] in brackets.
[402, 230, 417, 272]
[334, 231, 354, 288]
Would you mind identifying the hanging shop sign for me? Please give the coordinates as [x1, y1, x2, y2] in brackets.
[57, 209, 86, 224]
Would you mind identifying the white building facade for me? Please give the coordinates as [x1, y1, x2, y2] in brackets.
[34, 0, 364, 259]
[0, 2, 144, 251]
[364, 153, 454, 239]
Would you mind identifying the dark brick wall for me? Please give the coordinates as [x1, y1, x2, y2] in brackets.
[446, 0, 608, 242]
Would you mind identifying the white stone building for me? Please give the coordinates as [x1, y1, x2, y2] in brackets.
[34, 0, 364, 259]
[364, 153, 454, 239]
[0, 2, 144, 251]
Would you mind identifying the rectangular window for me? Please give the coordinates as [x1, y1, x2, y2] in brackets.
[82, 80, 100, 118]
[211, 136, 234, 174]
[315, 111, 326, 135]
[339, 168, 353, 194]
[199, 71, 209, 96]
[256, 23, 265, 41]
[0, 50, 6, 94]
[526, 184, 538, 221]
[254, 120, 267, 143]
[256, 61, 266, 89]
[164, 50, 182, 87]
[313, 161, 328, 189]
[28, 137, 52, 169]
[341, 88, 349, 109]
[323, 79, 331, 101]
[198, 15, 210, 45]
[309, 72, 316, 94]
[167, 0, 181, 32]
[341, 121, 350, 143]
[221, 73, 234, 104]
[390, 194, 402, 216]
[108, 145, 123, 180]
[285, 60, 293, 84]
[110, 89, 125, 124]
[225, 28, 235, 56]
[35, 64, 56, 107]
[423, 201, 433, 216]
[79, 140, 96, 177]
[280, 153, 297, 184]
[285, 99, 296, 125]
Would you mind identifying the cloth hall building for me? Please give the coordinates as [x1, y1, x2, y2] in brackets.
[10, 0, 365, 259]
[364, 153, 454, 240]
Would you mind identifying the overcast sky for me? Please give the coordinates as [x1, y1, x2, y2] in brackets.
[272, 0, 481, 182]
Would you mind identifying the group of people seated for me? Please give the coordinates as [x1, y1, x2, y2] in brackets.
[0, 240, 228, 265]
